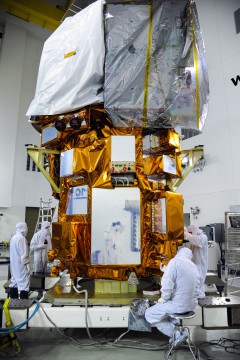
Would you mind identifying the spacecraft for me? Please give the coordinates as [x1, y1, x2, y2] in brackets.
[27, 0, 209, 289]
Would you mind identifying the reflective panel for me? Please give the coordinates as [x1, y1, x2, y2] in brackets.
[91, 188, 141, 265]
[163, 155, 176, 175]
[66, 185, 88, 215]
[42, 124, 58, 145]
[60, 149, 74, 177]
[111, 136, 135, 162]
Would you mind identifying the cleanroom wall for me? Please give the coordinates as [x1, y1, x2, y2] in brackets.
[179, 0, 240, 270]
[0, 14, 55, 241]
[179, 0, 240, 226]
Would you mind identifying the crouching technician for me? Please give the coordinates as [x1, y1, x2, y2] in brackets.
[145, 247, 200, 345]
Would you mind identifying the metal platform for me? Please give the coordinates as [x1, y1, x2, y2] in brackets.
[199, 295, 240, 329]
[45, 276, 159, 306]
[198, 295, 240, 308]
[7, 299, 35, 309]
[4, 274, 60, 294]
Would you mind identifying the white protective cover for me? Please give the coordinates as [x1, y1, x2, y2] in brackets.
[26, 0, 105, 116]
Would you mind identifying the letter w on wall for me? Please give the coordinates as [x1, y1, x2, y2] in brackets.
[231, 75, 240, 86]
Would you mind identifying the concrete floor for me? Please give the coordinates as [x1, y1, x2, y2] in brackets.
[12, 326, 240, 360]
[1, 247, 240, 360]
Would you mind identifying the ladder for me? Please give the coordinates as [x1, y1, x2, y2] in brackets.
[34, 198, 53, 233]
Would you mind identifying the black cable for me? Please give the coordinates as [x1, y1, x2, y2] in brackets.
[199, 337, 240, 357]
[62, 328, 117, 345]
[208, 337, 240, 356]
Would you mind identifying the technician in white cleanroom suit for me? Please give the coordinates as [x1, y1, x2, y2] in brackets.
[184, 224, 208, 299]
[9, 222, 30, 299]
[145, 248, 200, 344]
[30, 221, 52, 273]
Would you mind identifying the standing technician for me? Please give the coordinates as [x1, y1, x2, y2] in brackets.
[9, 222, 30, 299]
[184, 224, 208, 299]
[30, 221, 52, 273]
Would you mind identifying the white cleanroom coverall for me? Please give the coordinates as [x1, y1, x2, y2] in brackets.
[10, 222, 30, 292]
[30, 221, 52, 273]
[185, 224, 208, 298]
[145, 248, 200, 338]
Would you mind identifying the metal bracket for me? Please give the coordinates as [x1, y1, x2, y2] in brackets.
[27, 146, 60, 194]
[167, 146, 204, 192]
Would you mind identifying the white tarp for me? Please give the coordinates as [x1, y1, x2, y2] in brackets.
[26, 0, 105, 116]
